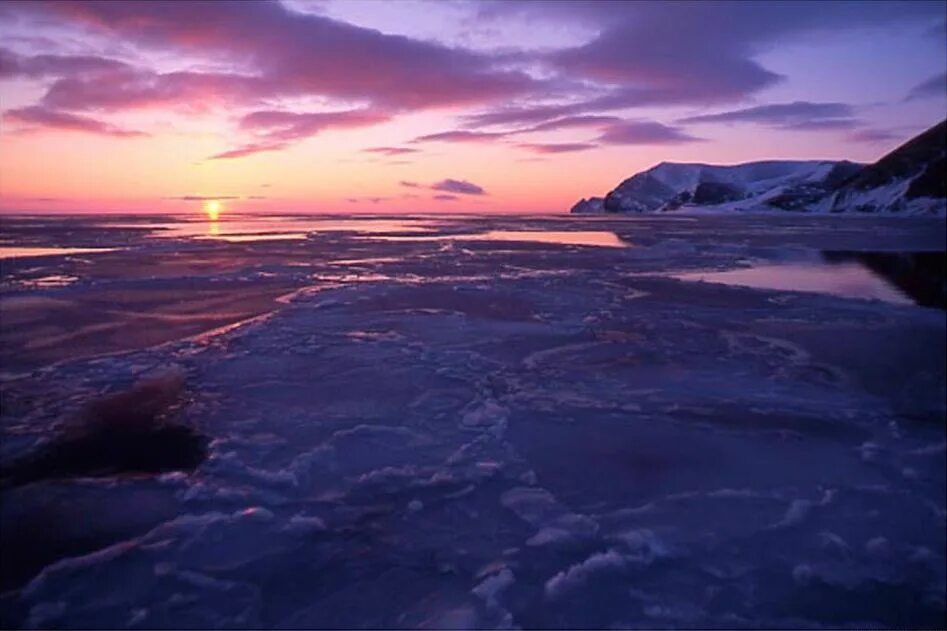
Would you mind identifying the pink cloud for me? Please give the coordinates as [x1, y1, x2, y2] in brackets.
[209, 141, 288, 160]
[8, 0, 541, 111]
[3, 105, 145, 137]
[210, 108, 391, 159]
[41, 69, 271, 112]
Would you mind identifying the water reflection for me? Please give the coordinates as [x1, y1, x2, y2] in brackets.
[673, 251, 946, 308]
[367, 230, 630, 248]
[822, 251, 946, 309]
[130, 217, 437, 239]
[200, 233, 310, 242]
[0, 246, 117, 260]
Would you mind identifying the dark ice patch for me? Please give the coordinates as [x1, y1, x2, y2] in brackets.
[1, 371, 207, 486]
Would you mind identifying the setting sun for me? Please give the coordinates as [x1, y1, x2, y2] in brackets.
[204, 200, 221, 221]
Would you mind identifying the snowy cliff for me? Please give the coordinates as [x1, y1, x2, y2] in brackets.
[571, 120, 946, 216]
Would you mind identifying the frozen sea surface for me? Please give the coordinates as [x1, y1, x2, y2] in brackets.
[0, 213, 945, 629]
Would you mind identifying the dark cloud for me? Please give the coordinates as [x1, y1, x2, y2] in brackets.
[401, 178, 487, 195]
[165, 195, 240, 201]
[363, 146, 420, 155]
[346, 196, 390, 204]
[3, 105, 145, 137]
[430, 179, 486, 195]
[432, 194, 459, 201]
[597, 121, 702, 145]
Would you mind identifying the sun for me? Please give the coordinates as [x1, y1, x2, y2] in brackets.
[204, 200, 221, 221]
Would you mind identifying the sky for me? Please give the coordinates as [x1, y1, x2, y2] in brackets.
[0, 0, 944, 215]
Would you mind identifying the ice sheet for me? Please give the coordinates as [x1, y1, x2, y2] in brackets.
[0, 213, 944, 629]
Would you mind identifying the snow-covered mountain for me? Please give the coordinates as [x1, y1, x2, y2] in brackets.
[819, 120, 946, 214]
[571, 120, 946, 215]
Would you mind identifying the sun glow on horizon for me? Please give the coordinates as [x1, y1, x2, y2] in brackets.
[204, 200, 222, 221]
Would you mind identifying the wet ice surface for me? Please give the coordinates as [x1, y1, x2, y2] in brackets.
[0, 213, 945, 629]
[673, 260, 914, 305]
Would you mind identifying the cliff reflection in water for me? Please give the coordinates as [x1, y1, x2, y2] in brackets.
[822, 251, 947, 309]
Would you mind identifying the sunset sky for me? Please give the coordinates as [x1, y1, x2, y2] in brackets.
[0, 0, 944, 215]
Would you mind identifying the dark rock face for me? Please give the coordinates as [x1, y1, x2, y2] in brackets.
[827, 120, 946, 213]
[605, 173, 678, 212]
[1, 371, 208, 487]
[906, 155, 946, 200]
[691, 182, 742, 205]
[569, 197, 605, 214]
[840, 121, 946, 193]
[822, 161, 866, 188]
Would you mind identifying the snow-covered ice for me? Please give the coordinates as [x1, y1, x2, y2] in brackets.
[0, 213, 944, 628]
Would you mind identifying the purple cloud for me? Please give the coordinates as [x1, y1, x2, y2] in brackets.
[412, 130, 507, 143]
[597, 121, 701, 145]
[474, 1, 943, 117]
[679, 101, 855, 129]
[516, 115, 621, 133]
[431, 179, 486, 195]
[40, 69, 270, 113]
[0, 46, 129, 79]
[3, 105, 145, 137]
[906, 72, 946, 100]
[463, 102, 593, 128]
[432, 194, 459, 201]
[518, 142, 597, 154]
[6, 0, 541, 112]
[401, 178, 487, 195]
[848, 129, 901, 143]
